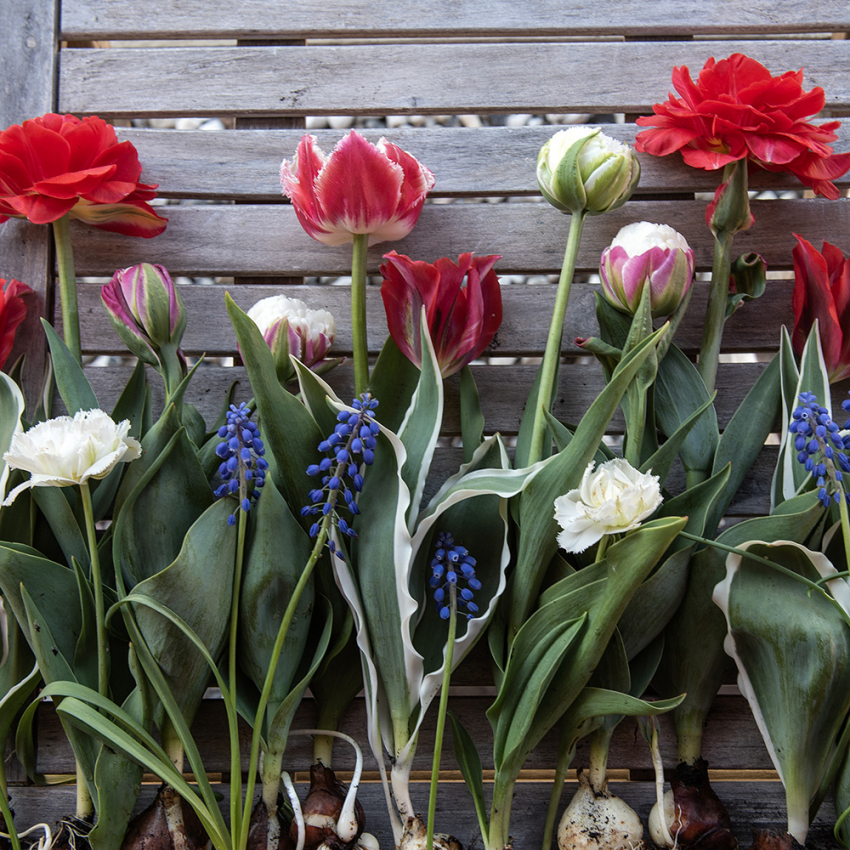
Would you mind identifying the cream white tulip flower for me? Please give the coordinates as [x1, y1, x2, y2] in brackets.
[554, 458, 662, 554]
[2, 409, 141, 506]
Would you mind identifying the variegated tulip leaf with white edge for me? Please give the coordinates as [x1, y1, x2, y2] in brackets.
[714, 539, 850, 845]
[771, 322, 831, 510]
[0, 371, 24, 502]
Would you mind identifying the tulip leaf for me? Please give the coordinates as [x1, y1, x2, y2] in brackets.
[295, 358, 342, 439]
[654, 491, 823, 745]
[41, 318, 99, 414]
[129, 499, 237, 723]
[714, 540, 850, 845]
[507, 324, 669, 643]
[368, 336, 421, 433]
[459, 366, 485, 463]
[654, 342, 718, 476]
[239, 474, 315, 724]
[226, 293, 324, 516]
[449, 711, 489, 839]
[771, 326, 803, 510]
[31, 487, 89, 571]
[0, 372, 24, 500]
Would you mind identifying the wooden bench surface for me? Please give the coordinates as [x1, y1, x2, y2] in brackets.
[2, 0, 849, 845]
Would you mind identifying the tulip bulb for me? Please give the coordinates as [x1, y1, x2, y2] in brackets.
[289, 764, 365, 850]
[397, 816, 462, 850]
[557, 772, 643, 850]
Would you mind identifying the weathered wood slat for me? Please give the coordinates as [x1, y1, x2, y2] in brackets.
[117, 125, 850, 200]
[58, 41, 850, 117]
[80, 361, 769, 437]
[59, 0, 850, 40]
[67, 199, 848, 277]
[68, 280, 796, 358]
[27, 695, 773, 776]
[0, 0, 59, 411]
[9, 781, 842, 849]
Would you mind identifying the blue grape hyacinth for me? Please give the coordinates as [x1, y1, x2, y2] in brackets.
[429, 532, 482, 621]
[302, 393, 379, 557]
[213, 402, 268, 525]
[790, 391, 850, 507]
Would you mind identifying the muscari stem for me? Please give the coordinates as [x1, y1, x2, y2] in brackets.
[52, 214, 81, 363]
[426, 584, 458, 850]
[80, 482, 108, 698]
[696, 227, 734, 396]
[527, 211, 587, 465]
[351, 233, 370, 396]
[238, 513, 334, 850]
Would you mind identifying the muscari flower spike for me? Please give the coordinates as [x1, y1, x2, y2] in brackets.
[301, 393, 380, 558]
[429, 532, 482, 621]
[790, 391, 850, 508]
[213, 402, 268, 525]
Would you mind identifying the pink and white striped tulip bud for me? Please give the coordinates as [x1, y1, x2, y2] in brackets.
[247, 295, 339, 384]
[101, 263, 187, 367]
[537, 127, 640, 216]
[600, 221, 695, 317]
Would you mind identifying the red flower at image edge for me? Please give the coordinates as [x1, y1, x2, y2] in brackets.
[792, 234, 850, 382]
[635, 53, 850, 199]
[0, 113, 167, 236]
[380, 251, 502, 378]
[0, 278, 33, 370]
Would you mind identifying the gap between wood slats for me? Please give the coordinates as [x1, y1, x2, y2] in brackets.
[57, 40, 850, 117]
[114, 125, 850, 200]
[66, 199, 849, 278]
[58, 0, 850, 42]
[64, 280, 796, 358]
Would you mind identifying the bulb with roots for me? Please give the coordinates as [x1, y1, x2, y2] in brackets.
[557, 770, 644, 850]
[397, 815, 463, 850]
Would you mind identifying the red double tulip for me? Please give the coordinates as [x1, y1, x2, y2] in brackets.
[280, 131, 435, 246]
[792, 235, 850, 382]
[0, 113, 167, 236]
[0, 278, 33, 370]
[380, 251, 502, 378]
[635, 53, 850, 199]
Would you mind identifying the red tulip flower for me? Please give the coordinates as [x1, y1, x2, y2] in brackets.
[380, 251, 502, 378]
[0, 113, 167, 236]
[0, 278, 33, 370]
[280, 131, 435, 246]
[791, 234, 850, 382]
[635, 53, 850, 199]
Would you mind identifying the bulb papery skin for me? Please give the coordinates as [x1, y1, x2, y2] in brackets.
[647, 761, 737, 850]
[291, 764, 365, 850]
[558, 773, 644, 850]
[398, 817, 463, 850]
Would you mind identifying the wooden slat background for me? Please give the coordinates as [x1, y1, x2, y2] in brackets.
[2, 0, 849, 844]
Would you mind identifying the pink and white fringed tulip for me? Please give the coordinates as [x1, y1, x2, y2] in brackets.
[280, 131, 435, 247]
[247, 294, 340, 384]
[600, 221, 695, 317]
[380, 251, 502, 378]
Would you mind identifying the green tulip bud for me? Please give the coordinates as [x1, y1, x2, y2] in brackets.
[537, 127, 641, 215]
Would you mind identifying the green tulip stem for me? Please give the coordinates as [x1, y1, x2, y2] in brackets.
[595, 534, 609, 563]
[159, 342, 186, 409]
[238, 509, 336, 850]
[52, 214, 81, 364]
[0, 759, 21, 850]
[351, 233, 370, 396]
[80, 482, 108, 698]
[540, 726, 576, 850]
[696, 226, 735, 396]
[227, 508, 248, 842]
[426, 584, 457, 850]
[528, 211, 587, 465]
[678, 530, 850, 629]
[76, 761, 94, 820]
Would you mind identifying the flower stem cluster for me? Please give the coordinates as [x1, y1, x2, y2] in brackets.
[302, 393, 380, 557]
[790, 392, 850, 507]
[429, 532, 482, 621]
[214, 403, 268, 525]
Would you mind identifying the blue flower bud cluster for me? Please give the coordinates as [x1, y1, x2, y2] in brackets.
[790, 391, 850, 508]
[213, 403, 268, 525]
[302, 393, 380, 558]
[429, 532, 482, 621]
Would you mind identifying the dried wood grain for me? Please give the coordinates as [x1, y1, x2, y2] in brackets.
[66, 200, 848, 278]
[66, 279, 796, 358]
[58, 40, 850, 117]
[117, 124, 850, 200]
[59, 0, 850, 40]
